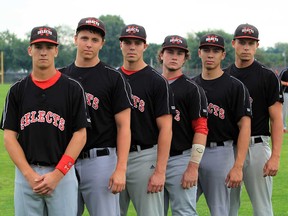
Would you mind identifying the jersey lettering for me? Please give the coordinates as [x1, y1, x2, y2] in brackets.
[20, 110, 65, 131]
[174, 109, 180, 121]
[30, 111, 37, 123]
[207, 103, 225, 119]
[85, 92, 100, 110]
[132, 95, 145, 112]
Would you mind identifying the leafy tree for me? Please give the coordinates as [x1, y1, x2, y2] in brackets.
[0, 30, 30, 72]
[54, 25, 76, 68]
[144, 43, 161, 71]
[99, 15, 125, 68]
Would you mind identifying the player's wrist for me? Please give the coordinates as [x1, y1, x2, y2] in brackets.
[54, 168, 65, 178]
[188, 161, 200, 169]
[55, 154, 75, 175]
[233, 163, 243, 169]
[154, 167, 166, 175]
[190, 144, 205, 164]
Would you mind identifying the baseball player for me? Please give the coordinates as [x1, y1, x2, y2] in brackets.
[224, 23, 283, 216]
[59, 17, 132, 216]
[118, 24, 175, 216]
[279, 67, 288, 132]
[193, 33, 252, 216]
[0, 26, 90, 216]
[159, 35, 208, 216]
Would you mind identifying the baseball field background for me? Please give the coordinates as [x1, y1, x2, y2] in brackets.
[0, 83, 287, 216]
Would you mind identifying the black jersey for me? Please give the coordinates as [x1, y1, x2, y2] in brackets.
[119, 65, 175, 146]
[224, 60, 283, 136]
[193, 72, 252, 143]
[1, 73, 90, 165]
[280, 68, 288, 93]
[60, 61, 132, 150]
[169, 75, 208, 152]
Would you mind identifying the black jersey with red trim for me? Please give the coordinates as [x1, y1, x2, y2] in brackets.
[1, 73, 90, 165]
[119, 65, 175, 146]
[224, 60, 283, 136]
[193, 72, 252, 143]
[60, 61, 132, 150]
[169, 75, 208, 152]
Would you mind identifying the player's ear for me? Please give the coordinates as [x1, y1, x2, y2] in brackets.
[159, 52, 163, 61]
[102, 39, 106, 47]
[74, 35, 78, 46]
[54, 46, 59, 58]
[144, 43, 149, 51]
[27, 46, 32, 56]
[198, 49, 201, 57]
[222, 51, 226, 60]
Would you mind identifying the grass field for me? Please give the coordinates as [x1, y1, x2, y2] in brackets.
[0, 83, 287, 216]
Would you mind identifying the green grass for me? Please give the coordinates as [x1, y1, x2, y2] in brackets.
[0, 83, 288, 216]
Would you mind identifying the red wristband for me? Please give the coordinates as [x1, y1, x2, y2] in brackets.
[56, 154, 75, 175]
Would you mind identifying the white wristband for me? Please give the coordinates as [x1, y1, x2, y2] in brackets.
[190, 144, 205, 164]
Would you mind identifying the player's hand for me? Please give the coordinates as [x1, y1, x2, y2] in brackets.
[147, 171, 165, 193]
[109, 169, 126, 194]
[181, 161, 198, 189]
[25, 169, 44, 190]
[33, 169, 64, 195]
[225, 166, 243, 188]
[263, 156, 280, 177]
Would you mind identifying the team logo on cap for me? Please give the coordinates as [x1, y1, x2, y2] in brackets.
[125, 25, 140, 35]
[37, 28, 53, 37]
[170, 36, 183, 44]
[241, 27, 254, 35]
[85, 19, 100, 27]
[205, 35, 219, 43]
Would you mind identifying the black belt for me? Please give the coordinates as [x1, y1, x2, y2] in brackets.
[78, 148, 110, 159]
[206, 141, 224, 148]
[254, 137, 263, 143]
[170, 150, 185, 157]
[130, 144, 154, 152]
[31, 162, 53, 166]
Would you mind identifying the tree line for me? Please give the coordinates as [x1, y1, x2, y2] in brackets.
[1, 15, 288, 82]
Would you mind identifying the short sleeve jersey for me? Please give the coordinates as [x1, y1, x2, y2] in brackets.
[224, 60, 283, 136]
[1, 73, 90, 165]
[119, 65, 175, 146]
[169, 75, 208, 151]
[60, 62, 132, 150]
[193, 72, 252, 143]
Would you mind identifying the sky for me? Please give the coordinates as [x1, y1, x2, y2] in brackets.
[0, 0, 286, 49]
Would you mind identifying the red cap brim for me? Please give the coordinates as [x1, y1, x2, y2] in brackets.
[30, 39, 59, 45]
